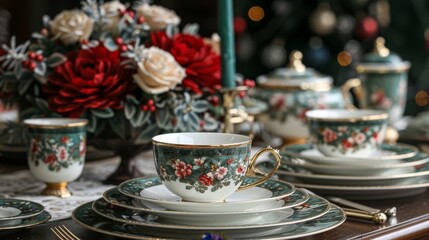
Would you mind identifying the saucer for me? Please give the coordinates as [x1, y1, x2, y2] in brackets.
[284, 152, 429, 176]
[102, 187, 310, 226]
[289, 177, 429, 200]
[91, 195, 330, 235]
[0, 211, 51, 230]
[73, 201, 344, 239]
[283, 143, 419, 166]
[274, 161, 429, 186]
[0, 199, 44, 221]
[118, 176, 296, 212]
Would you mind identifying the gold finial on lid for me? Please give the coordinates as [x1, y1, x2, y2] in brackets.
[287, 50, 306, 72]
[374, 37, 390, 57]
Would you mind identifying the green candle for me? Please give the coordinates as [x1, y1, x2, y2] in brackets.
[219, 0, 236, 88]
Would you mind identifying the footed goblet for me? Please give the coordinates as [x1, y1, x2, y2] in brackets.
[24, 118, 88, 198]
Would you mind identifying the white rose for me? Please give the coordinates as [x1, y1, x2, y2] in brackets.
[135, 4, 180, 31]
[101, 1, 126, 35]
[50, 10, 94, 45]
[133, 47, 186, 94]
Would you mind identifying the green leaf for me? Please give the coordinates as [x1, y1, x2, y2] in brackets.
[126, 95, 139, 105]
[155, 109, 171, 128]
[134, 124, 160, 144]
[13, 62, 23, 79]
[46, 51, 65, 65]
[87, 113, 97, 133]
[109, 114, 126, 139]
[192, 100, 209, 112]
[91, 108, 114, 119]
[94, 121, 106, 136]
[188, 112, 200, 130]
[35, 98, 49, 112]
[125, 103, 136, 120]
[18, 79, 33, 96]
[131, 110, 143, 128]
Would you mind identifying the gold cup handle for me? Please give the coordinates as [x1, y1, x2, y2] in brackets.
[238, 146, 281, 191]
[341, 78, 364, 109]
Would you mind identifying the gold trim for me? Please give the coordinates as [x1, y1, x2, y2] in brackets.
[41, 182, 71, 198]
[258, 82, 332, 91]
[24, 118, 88, 129]
[306, 110, 388, 122]
[152, 133, 252, 148]
[355, 63, 410, 73]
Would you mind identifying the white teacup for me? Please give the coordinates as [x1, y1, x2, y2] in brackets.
[152, 132, 281, 203]
[306, 109, 388, 158]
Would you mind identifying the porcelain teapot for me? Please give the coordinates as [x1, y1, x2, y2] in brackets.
[252, 51, 347, 143]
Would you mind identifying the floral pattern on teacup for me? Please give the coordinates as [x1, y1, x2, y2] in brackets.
[159, 155, 250, 194]
[28, 134, 86, 172]
[315, 125, 383, 154]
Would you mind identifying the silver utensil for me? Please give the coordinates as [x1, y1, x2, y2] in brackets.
[328, 196, 397, 217]
[51, 225, 80, 240]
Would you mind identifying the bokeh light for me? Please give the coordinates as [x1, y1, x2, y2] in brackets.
[248, 6, 265, 22]
[337, 51, 352, 66]
[416, 90, 429, 107]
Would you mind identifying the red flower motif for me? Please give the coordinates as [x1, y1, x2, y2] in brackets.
[44, 154, 57, 164]
[227, 158, 234, 165]
[43, 43, 135, 117]
[151, 31, 221, 94]
[322, 128, 337, 143]
[236, 165, 245, 175]
[60, 136, 69, 144]
[174, 160, 192, 179]
[341, 139, 353, 149]
[199, 174, 213, 186]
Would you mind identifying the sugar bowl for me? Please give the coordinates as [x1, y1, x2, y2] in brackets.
[252, 51, 346, 144]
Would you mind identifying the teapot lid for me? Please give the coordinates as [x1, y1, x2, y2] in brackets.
[257, 51, 333, 91]
[356, 37, 410, 73]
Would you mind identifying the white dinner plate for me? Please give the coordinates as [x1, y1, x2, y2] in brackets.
[118, 176, 296, 212]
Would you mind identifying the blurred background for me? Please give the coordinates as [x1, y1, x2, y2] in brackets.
[1, 0, 429, 116]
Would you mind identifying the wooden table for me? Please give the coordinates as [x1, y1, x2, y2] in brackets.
[1, 189, 429, 240]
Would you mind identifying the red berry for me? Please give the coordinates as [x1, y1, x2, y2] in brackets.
[244, 79, 255, 88]
[238, 91, 246, 98]
[118, 9, 126, 16]
[81, 39, 89, 45]
[115, 38, 123, 45]
[137, 16, 145, 24]
[28, 61, 36, 71]
[127, 11, 135, 19]
[35, 54, 44, 62]
[199, 121, 205, 127]
[120, 45, 128, 52]
[27, 52, 36, 59]
[210, 96, 219, 106]
[147, 99, 154, 106]
[22, 60, 29, 68]
[142, 105, 148, 111]
[149, 105, 156, 112]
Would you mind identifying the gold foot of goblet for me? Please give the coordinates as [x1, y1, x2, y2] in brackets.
[41, 182, 71, 198]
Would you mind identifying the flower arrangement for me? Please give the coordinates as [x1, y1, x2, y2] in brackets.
[0, 0, 253, 144]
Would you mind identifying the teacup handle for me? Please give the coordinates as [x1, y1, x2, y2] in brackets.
[341, 78, 364, 109]
[238, 146, 281, 191]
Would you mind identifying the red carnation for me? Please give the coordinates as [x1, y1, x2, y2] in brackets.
[199, 174, 213, 186]
[43, 44, 135, 117]
[151, 31, 221, 94]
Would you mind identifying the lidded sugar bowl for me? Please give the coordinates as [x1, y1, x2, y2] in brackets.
[342, 37, 411, 142]
[252, 51, 346, 144]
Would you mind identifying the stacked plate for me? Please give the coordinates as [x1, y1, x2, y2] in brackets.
[263, 143, 429, 200]
[0, 199, 51, 230]
[72, 176, 346, 239]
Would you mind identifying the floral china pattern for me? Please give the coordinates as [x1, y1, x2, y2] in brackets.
[314, 125, 383, 154]
[28, 134, 86, 172]
[158, 153, 250, 194]
[369, 89, 392, 110]
[256, 90, 344, 123]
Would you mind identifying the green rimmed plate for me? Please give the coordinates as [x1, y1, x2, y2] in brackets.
[0, 211, 51, 230]
[72, 201, 345, 239]
[101, 188, 310, 226]
[0, 199, 44, 221]
[283, 143, 419, 166]
[117, 176, 296, 212]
